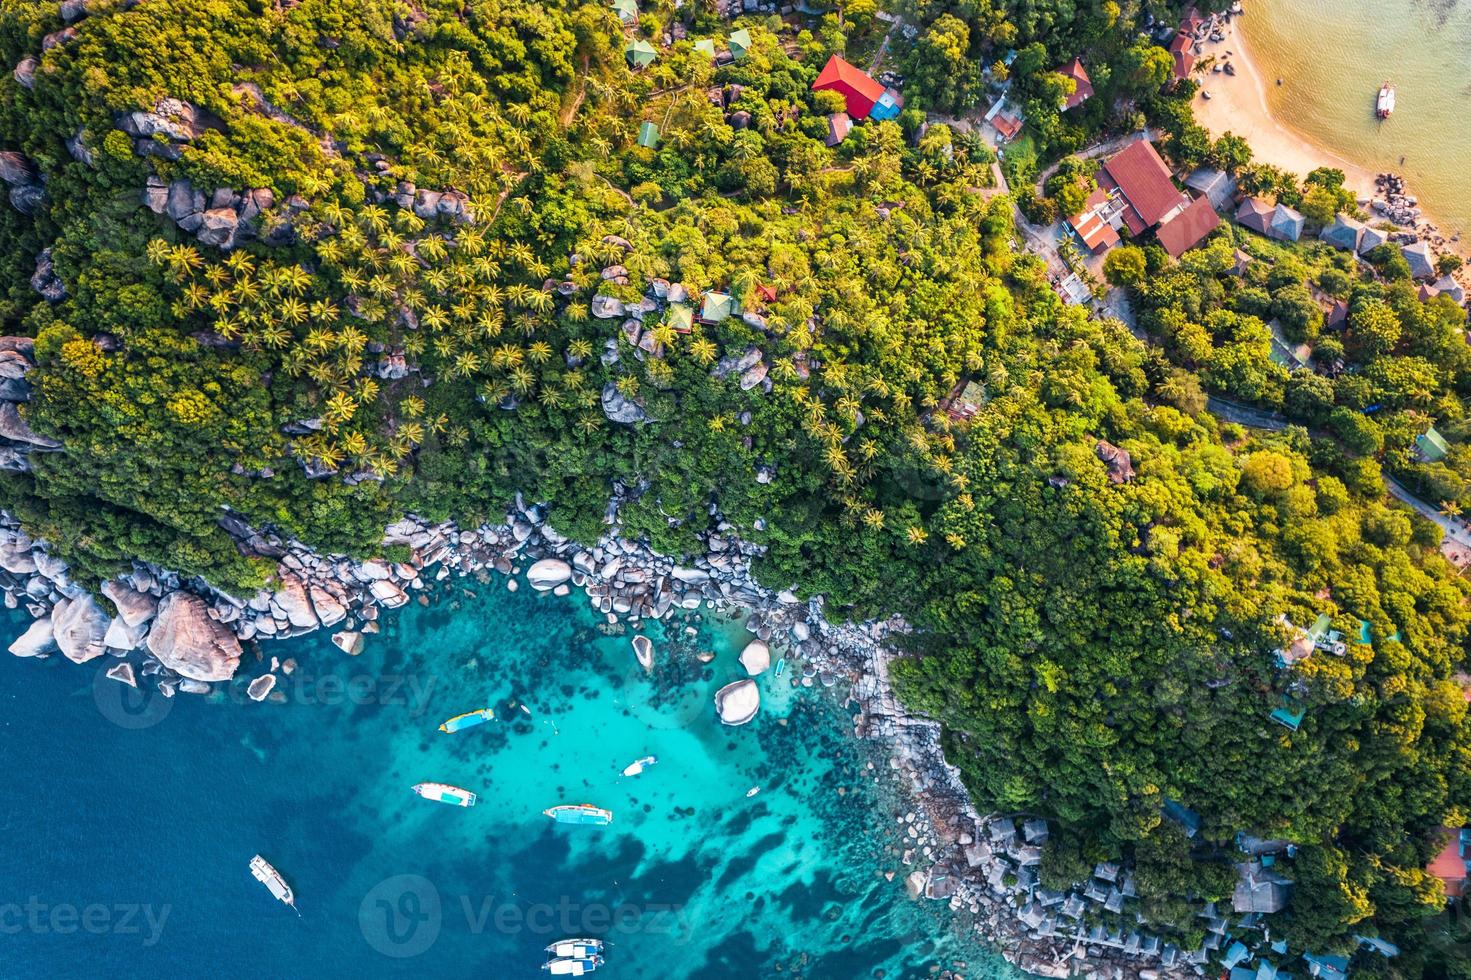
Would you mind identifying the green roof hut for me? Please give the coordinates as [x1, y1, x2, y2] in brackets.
[627, 39, 657, 68]
[610, 0, 637, 23]
[694, 38, 716, 58]
[637, 121, 660, 148]
[729, 28, 753, 61]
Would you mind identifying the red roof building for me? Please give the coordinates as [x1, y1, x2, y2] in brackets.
[992, 111, 1022, 142]
[1180, 5, 1205, 36]
[1168, 32, 1195, 82]
[813, 55, 886, 120]
[1156, 195, 1221, 257]
[1058, 58, 1094, 111]
[1099, 139, 1189, 230]
[1428, 828, 1469, 899]
[1069, 187, 1121, 253]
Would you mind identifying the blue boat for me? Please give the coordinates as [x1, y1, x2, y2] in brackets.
[438, 708, 494, 733]
[543, 803, 613, 827]
[544, 955, 602, 975]
[774, 658, 786, 677]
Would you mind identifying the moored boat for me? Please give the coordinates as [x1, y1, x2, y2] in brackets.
[621, 755, 657, 777]
[543, 803, 613, 826]
[546, 938, 603, 958]
[1377, 81, 1395, 118]
[438, 707, 495, 733]
[412, 782, 478, 807]
[249, 854, 299, 914]
[543, 956, 603, 976]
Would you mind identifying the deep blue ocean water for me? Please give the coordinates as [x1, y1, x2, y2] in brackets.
[0, 579, 1016, 979]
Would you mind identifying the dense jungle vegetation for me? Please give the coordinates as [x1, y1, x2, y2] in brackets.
[0, 0, 1466, 968]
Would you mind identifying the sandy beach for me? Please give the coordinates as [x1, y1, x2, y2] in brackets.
[1189, 16, 1380, 202]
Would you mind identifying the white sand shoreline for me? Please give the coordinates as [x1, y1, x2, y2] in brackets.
[1189, 14, 1380, 202]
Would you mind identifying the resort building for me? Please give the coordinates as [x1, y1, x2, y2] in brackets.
[1184, 166, 1236, 209]
[1236, 197, 1304, 242]
[812, 55, 902, 122]
[1357, 225, 1389, 255]
[1232, 860, 1291, 913]
[1401, 240, 1437, 279]
[1068, 138, 1207, 255]
[825, 112, 851, 147]
[1319, 214, 1365, 252]
[1057, 58, 1094, 111]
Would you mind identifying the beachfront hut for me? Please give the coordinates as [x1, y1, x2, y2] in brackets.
[693, 38, 716, 58]
[1433, 275, 1466, 303]
[637, 121, 660, 148]
[626, 39, 657, 68]
[1402, 240, 1437, 279]
[1057, 57, 1094, 110]
[1416, 425, 1450, 463]
[1236, 197, 1274, 235]
[1168, 31, 1196, 82]
[1269, 203, 1305, 242]
[610, 0, 637, 23]
[1185, 167, 1236, 209]
[1357, 225, 1389, 255]
[1319, 214, 1365, 252]
[728, 28, 752, 60]
[825, 112, 851, 147]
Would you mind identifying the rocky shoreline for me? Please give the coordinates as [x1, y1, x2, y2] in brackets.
[0, 501, 1201, 979]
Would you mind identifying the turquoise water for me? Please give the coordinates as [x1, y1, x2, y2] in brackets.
[0, 577, 1013, 978]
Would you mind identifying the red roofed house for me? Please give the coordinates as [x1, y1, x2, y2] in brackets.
[1156, 195, 1221, 257]
[992, 111, 1022, 142]
[1168, 32, 1196, 83]
[1428, 827, 1470, 899]
[813, 55, 902, 121]
[1068, 186, 1121, 253]
[1058, 58, 1094, 111]
[1068, 138, 1190, 253]
[1180, 5, 1205, 35]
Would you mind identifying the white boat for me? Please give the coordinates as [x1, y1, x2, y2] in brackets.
[249, 855, 299, 914]
[1377, 82, 1395, 118]
[746, 786, 761, 798]
[412, 782, 478, 807]
[544, 956, 603, 975]
[546, 938, 603, 958]
[621, 755, 658, 777]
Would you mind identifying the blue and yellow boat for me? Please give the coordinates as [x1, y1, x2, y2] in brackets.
[543, 803, 613, 827]
[438, 708, 495, 733]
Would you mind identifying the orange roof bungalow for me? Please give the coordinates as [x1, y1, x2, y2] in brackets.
[1058, 58, 1094, 111]
[1179, 5, 1205, 36]
[1428, 827, 1470, 899]
[812, 55, 902, 122]
[1069, 187, 1120, 253]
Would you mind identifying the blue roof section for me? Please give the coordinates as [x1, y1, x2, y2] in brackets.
[1305, 952, 1350, 980]
[1356, 619, 1372, 644]
[1163, 798, 1202, 836]
[1224, 942, 1250, 969]
[1270, 698, 1306, 730]
[1356, 934, 1400, 957]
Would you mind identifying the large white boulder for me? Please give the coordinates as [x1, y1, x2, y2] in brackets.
[52, 594, 110, 664]
[146, 592, 242, 681]
[8, 616, 54, 657]
[715, 679, 760, 726]
[526, 559, 572, 591]
[739, 640, 771, 676]
[101, 579, 158, 627]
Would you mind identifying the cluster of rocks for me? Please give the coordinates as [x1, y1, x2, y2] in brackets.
[0, 151, 44, 215]
[0, 338, 60, 472]
[142, 176, 291, 250]
[1371, 172, 1422, 228]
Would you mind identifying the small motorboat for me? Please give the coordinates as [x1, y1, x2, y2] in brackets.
[621, 755, 658, 777]
[774, 658, 786, 677]
[746, 786, 761, 798]
[546, 938, 604, 958]
[544, 956, 603, 976]
[412, 782, 478, 807]
[1377, 81, 1395, 118]
[544, 804, 613, 826]
[439, 708, 494, 733]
